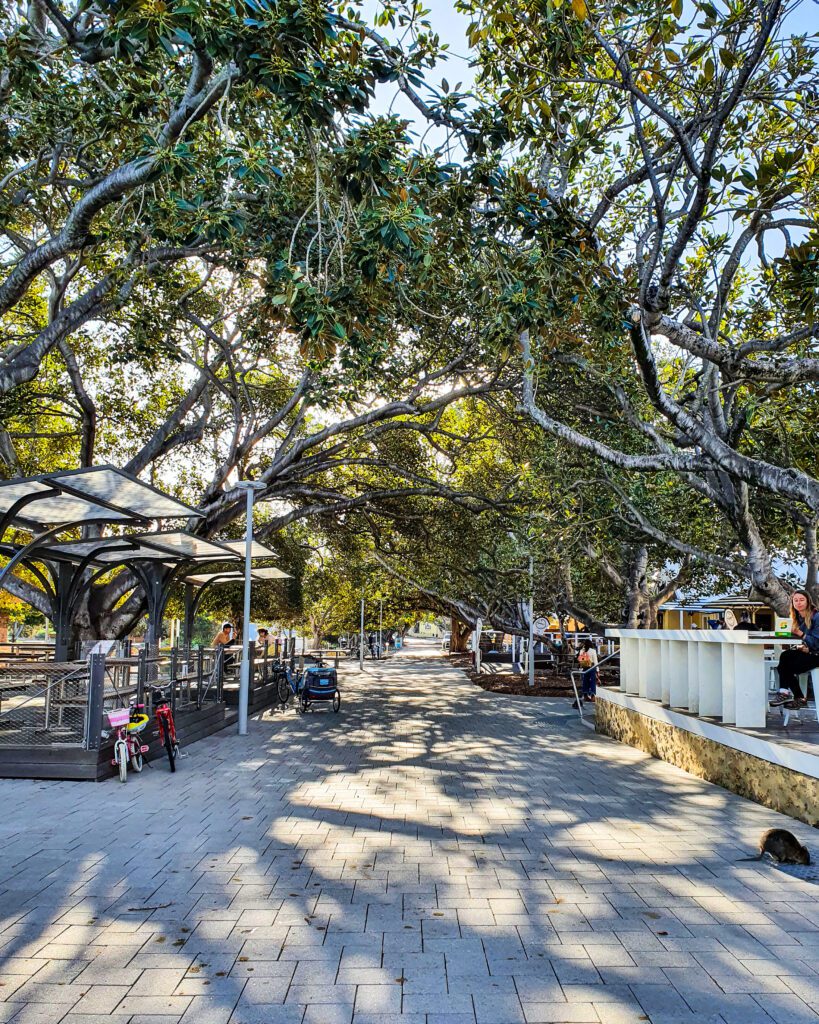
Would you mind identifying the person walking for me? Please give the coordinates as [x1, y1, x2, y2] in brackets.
[572, 639, 598, 708]
[770, 589, 819, 707]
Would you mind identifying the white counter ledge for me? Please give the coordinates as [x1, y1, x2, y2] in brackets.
[605, 629, 804, 729]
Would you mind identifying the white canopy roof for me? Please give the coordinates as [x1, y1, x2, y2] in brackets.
[218, 540, 279, 559]
[0, 466, 199, 529]
[185, 566, 291, 587]
[40, 531, 236, 565]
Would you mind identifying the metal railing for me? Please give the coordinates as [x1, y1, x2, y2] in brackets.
[0, 639, 293, 755]
[0, 658, 94, 748]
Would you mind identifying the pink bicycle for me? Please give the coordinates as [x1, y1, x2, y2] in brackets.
[106, 706, 150, 783]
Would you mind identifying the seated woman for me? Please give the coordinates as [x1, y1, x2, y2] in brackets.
[771, 590, 819, 707]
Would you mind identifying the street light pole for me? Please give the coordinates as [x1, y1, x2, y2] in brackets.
[359, 595, 365, 670]
[528, 553, 535, 688]
[237, 480, 264, 735]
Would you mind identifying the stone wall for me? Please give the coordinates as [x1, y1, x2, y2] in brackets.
[596, 699, 819, 827]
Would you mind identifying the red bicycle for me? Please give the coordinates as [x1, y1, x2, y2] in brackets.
[151, 687, 179, 772]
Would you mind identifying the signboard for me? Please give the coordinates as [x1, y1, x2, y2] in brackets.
[533, 617, 550, 635]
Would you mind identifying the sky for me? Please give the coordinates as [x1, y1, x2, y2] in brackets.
[361, 0, 819, 141]
[361, 0, 476, 146]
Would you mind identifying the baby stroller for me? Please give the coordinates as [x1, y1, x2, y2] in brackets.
[299, 665, 341, 713]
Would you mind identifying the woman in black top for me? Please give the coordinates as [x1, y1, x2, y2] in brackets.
[772, 590, 819, 706]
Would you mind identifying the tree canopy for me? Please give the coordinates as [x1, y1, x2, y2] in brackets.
[2, 0, 819, 639]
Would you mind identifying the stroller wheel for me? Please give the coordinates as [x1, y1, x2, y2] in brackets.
[332, 692, 341, 712]
[299, 695, 309, 714]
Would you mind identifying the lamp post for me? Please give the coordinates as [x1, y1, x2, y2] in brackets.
[359, 594, 365, 670]
[528, 553, 535, 688]
[379, 597, 383, 660]
[236, 479, 265, 735]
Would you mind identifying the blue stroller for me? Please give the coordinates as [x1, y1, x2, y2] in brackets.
[299, 665, 341, 713]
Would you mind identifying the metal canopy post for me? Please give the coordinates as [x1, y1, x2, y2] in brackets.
[183, 582, 195, 647]
[129, 562, 173, 646]
[54, 561, 74, 662]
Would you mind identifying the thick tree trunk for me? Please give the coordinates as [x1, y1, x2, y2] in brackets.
[623, 547, 649, 627]
[449, 614, 471, 652]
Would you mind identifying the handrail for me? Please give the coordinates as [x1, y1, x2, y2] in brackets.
[0, 665, 87, 715]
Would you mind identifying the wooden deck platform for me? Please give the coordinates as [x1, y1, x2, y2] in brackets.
[0, 700, 239, 781]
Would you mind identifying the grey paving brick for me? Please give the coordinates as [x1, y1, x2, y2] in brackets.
[352, 1015, 425, 1024]
[521, 1004, 599, 1023]
[752, 994, 819, 1024]
[230, 1008, 304, 1024]
[115, 996, 193, 1016]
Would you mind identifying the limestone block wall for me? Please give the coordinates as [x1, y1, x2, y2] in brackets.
[596, 699, 819, 827]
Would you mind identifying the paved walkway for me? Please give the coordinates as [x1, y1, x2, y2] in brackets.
[1, 642, 818, 1024]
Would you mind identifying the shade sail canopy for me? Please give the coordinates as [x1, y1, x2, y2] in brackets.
[133, 532, 237, 561]
[185, 571, 245, 586]
[218, 540, 279, 559]
[0, 466, 200, 531]
[185, 566, 291, 587]
[251, 567, 292, 580]
[30, 531, 237, 566]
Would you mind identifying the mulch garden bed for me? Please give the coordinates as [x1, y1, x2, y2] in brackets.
[447, 652, 618, 697]
[447, 652, 576, 697]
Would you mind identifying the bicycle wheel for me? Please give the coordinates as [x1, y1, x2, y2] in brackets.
[160, 719, 176, 772]
[131, 741, 143, 773]
[332, 691, 341, 713]
[116, 741, 127, 783]
[276, 673, 290, 705]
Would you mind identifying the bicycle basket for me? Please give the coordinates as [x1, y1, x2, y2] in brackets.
[106, 708, 131, 728]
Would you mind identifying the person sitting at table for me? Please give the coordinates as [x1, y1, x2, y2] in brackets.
[770, 590, 819, 708]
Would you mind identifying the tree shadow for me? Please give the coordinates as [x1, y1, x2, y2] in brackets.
[1, 651, 816, 1024]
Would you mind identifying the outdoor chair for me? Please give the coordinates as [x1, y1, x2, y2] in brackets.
[766, 659, 818, 726]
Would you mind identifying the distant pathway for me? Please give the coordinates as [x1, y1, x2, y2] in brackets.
[1, 638, 818, 1024]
